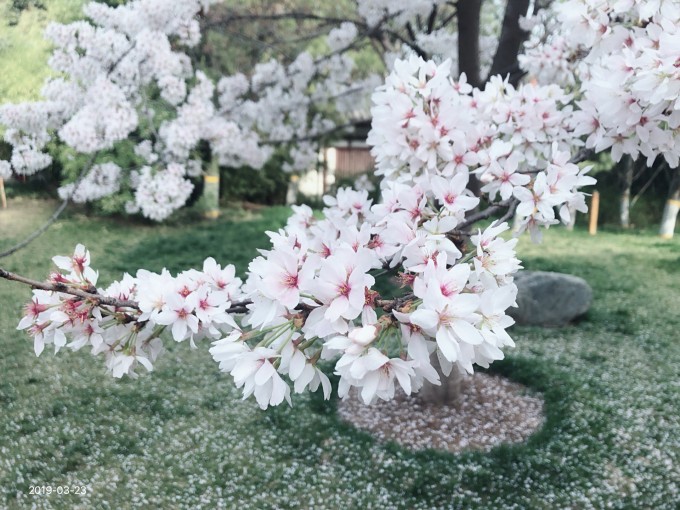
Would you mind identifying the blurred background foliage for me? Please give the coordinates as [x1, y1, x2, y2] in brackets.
[0, 0, 674, 230]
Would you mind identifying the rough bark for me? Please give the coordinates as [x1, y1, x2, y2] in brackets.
[659, 170, 680, 239]
[457, 0, 483, 88]
[487, 0, 531, 86]
[418, 353, 467, 407]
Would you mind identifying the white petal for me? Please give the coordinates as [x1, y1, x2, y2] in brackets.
[254, 361, 275, 386]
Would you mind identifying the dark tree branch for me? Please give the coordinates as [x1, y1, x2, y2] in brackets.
[486, 0, 531, 86]
[426, 5, 439, 34]
[458, 199, 514, 230]
[569, 147, 595, 164]
[497, 198, 520, 224]
[0, 268, 140, 309]
[405, 20, 417, 42]
[0, 266, 258, 314]
[457, 0, 482, 88]
[437, 11, 457, 31]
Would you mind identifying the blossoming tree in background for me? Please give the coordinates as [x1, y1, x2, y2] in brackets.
[0, 0, 537, 224]
[520, 0, 680, 236]
[0, 0, 377, 222]
[0, 0, 679, 409]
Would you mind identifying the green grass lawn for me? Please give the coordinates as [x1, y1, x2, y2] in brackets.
[1, 198, 679, 509]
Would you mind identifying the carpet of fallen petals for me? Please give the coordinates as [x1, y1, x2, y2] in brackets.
[338, 373, 544, 453]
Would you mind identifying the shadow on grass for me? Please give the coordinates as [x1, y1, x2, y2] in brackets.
[255, 355, 598, 507]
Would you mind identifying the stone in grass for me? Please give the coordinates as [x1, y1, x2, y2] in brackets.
[509, 271, 592, 327]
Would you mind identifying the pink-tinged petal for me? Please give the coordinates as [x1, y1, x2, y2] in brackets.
[270, 375, 288, 407]
[324, 335, 351, 351]
[407, 335, 430, 363]
[451, 293, 480, 315]
[436, 327, 459, 362]
[325, 296, 349, 322]
[436, 348, 454, 376]
[254, 380, 272, 409]
[49, 311, 70, 324]
[154, 309, 176, 326]
[391, 361, 413, 395]
[52, 255, 72, 271]
[231, 361, 257, 385]
[17, 316, 34, 330]
[452, 318, 483, 345]
[410, 308, 439, 331]
[360, 372, 380, 404]
[289, 350, 307, 380]
[34, 338, 45, 356]
[54, 329, 67, 348]
[254, 360, 276, 385]
[279, 286, 300, 309]
[136, 356, 154, 372]
[171, 320, 187, 341]
[293, 364, 315, 393]
[362, 348, 390, 372]
[318, 370, 332, 399]
[187, 315, 199, 333]
[348, 325, 377, 345]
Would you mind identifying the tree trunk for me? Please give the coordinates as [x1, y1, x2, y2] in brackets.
[418, 353, 467, 407]
[199, 157, 220, 219]
[566, 204, 577, 231]
[457, 0, 482, 88]
[659, 170, 680, 239]
[618, 156, 634, 228]
[0, 178, 6, 209]
[486, 0, 531, 86]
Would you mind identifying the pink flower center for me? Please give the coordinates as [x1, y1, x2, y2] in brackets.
[26, 300, 48, 318]
[73, 255, 87, 274]
[283, 273, 299, 289]
[337, 282, 351, 298]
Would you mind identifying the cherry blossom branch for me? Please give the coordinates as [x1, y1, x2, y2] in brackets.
[375, 293, 416, 313]
[451, 149, 596, 236]
[0, 267, 260, 315]
[569, 148, 595, 164]
[497, 198, 520, 225]
[0, 267, 139, 309]
[457, 198, 514, 230]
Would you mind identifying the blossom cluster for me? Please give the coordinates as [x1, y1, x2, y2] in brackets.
[368, 56, 595, 239]
[16, 57, 599, 409]
[18, 244, 243, 378]
[0, 0, 375, 221]
[520, 0, 680, 168]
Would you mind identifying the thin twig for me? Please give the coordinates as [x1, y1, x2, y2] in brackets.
[630, 161, 667, 210]
[457, 199, 512, 230]
[0, 156, 94, 259]
[497, 198, 519, 225]
[569, 147, 595, 164]
[376, 293, 415, 313]
[0, 267, 139, 309]
[0, 266, 257, 314]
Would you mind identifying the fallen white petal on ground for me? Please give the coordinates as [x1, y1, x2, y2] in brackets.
[338, 373, 544, 453]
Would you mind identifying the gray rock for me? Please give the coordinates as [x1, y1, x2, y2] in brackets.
[508, 271, 592, 326]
